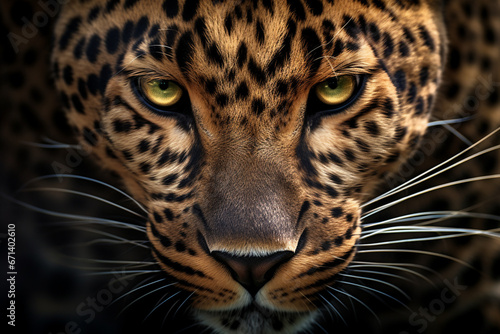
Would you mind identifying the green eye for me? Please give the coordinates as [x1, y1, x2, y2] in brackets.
[139, 78, 183, 107]
[315, 76, 356, 105]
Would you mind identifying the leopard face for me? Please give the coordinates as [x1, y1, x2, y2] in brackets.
[52, 0, 445, 332]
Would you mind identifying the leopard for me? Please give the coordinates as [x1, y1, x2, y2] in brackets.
[1, 0, 500, 333]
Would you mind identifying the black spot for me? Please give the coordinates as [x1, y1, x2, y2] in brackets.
[367, 22, 381, 42]
[267, 34, 292, 76]
[301, 28, 322, 77]
[364, 121, 380, 136]
[237, 43, 248, 68]
[162, 174, 179, 186]
[206, 43, 224, 66]
[105, 0, 120, 12]
[331, 207, 343, 218]
[304, 0, 323, 16]
[86, 34, 101, 63]
[78, 78, 88, 100]
[105, 28, 121, 54]
[122, 21, 134, 44]
[82, 127, 98, 146]
[216, 94, 229, 107]
[334, 236, 344, 246]
[418, 25, 435, 51]
[113, 119, 132, 133]
[252, 99, 266, 116]
[164, 208, 174, 221]
[343, 15, 360, 39]
[73, 37, 86, 59]
[87, 6, 100, 23]
[247, 57, 267, 85]
[343, 149, 356, 162]
[124, 0, 139, 9]
[138, 139, 150, 153]
[419, 66, 429, 86]
[153, 212, 164, 224]
[224, 14, 233, 35]
[328, 174, 343, 185]
[235, 82, 249, 100]
[87, 74, 99, 96]
[176, 32, 194, 76]
[204, 77, 217, 94]
[182, 0, 200, 21]
[484, 25, 497, 44]
[99, 64, 112, 95]
[194, 18, 208, 47]
[71, 95, 85, 114]
[255, 19, 265, 44]
[287, 0, 306, 21]
[133, 16, 150, 39]
[163, 0, 179, 18]
[382, 32, 394, 58]
[175, 241, 187, 252]
[399, 41, 410, 57]
[59, 17, 82, 51]
[297, 201, 310, 224]
[394, 69, 407, 93]
[332, 39, 344, 57]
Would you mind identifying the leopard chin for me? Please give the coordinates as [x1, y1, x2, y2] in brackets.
[196, 305, 318, 334]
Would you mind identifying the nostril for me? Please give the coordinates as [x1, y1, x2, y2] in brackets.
[212, 251, 294, 296]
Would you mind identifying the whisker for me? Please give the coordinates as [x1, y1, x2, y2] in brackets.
[110, 278, 167, 307]
[362, 127, 500, 209]
[20, 187, 145, 218]
[338, 280, 411, 312]
[18, 174, 148, 214]
[319, 294, 347, 326]
[20, 141, 81, 149]
[339, 273, 409, 299]
[328, 287, 380, 324]
[441, 123, 473, 146]
[118, 282, 177, 317]
[356, 249, 473, 268]
[362, 210, 500, 230]
[362, 174, 500, 219]
[3, 196, 147, 232]
[427, 116, 475, 127]
[144, 290, 182, 321]
[349, 262, 438, 286]
[85, 270, 162, 276]
[347, 268, 410, 283]
[173, 290, 196, 317]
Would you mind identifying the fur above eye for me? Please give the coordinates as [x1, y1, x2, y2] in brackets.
[136, 78, 184, 108]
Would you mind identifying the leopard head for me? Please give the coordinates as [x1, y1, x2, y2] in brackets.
[53, 0, 445, 332]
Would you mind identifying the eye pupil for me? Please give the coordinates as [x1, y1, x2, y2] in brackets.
[158, 80, 169, 90]
[327, 78, 338, 90]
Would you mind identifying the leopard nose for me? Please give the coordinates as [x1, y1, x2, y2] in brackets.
[212, 251, 294, 297]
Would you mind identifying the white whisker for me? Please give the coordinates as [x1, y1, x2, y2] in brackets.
[362, 127, 500, 209]
[328, 287, 380, 324]
[339, 273, 409, 299]
[362, 174, 500, 219]
[18, 174, 148, 214]
[20, 187, 145, 218]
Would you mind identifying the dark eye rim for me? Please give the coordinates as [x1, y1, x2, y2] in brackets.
[306, 74, 368, 121]
[131, 77, 192, 118]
